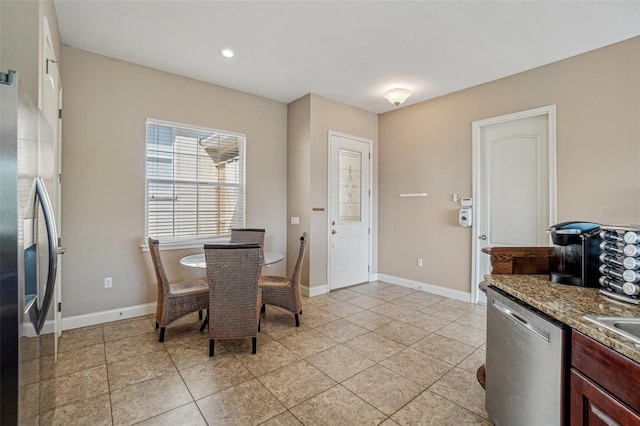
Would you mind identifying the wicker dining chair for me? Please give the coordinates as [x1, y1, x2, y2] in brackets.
[231, 228, 266, 277]
[148, 237, 209, 342]
[230, 228, 265, 255]
[259, 232, 307, 327]
[204, 243, 262, 356]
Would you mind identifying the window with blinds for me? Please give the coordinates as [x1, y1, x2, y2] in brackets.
[145, 119, 246, 243]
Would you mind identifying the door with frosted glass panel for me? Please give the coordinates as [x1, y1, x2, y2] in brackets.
[329, 132, 371, 290]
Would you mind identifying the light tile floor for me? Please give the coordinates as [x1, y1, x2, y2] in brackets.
[39, 281, 492, 425]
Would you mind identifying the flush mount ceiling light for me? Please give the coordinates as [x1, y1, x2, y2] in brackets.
[220, 48, 234, 58]
[384, 88, 412, 106]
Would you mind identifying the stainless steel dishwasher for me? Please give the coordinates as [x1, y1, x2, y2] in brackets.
[485, 286, 569, 425]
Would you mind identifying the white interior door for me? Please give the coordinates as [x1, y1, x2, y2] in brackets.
[329, 132, 371, 290]
[41, 17, 63, 350]
[472, 106, 556, 304]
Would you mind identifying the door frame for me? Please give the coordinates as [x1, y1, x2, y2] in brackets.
[54, 83, 62, 338]
[471, 105, 557, 304]
[327, 130, 373, 290]
[41, 15, 64, 347]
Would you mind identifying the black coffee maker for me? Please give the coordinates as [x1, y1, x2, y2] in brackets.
[548, 221, 602, 287]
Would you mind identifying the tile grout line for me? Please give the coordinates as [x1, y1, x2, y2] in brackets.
[101, 324, 117, 426]
[427, 376, 493, 422]
[45, 283, 488, 424]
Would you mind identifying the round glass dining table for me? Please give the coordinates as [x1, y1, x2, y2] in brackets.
[180, 250, 284, 269]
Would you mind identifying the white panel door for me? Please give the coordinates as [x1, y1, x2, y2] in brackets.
[473, 107, 556, 304]
[329, 132, 371, 290]
[487, 130, 542, 246]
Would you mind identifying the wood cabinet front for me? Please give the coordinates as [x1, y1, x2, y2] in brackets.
[571, 331, 640, 425]
[570, 369, 640, 426]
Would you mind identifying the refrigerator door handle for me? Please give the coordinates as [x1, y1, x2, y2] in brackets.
[30, 176, 58, 334]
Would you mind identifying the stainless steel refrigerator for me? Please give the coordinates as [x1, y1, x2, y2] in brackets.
[1, 70, 59, 424]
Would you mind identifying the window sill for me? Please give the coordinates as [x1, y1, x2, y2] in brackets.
[140, 236, 231, 252]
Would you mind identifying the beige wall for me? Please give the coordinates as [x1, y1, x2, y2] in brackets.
[60, 47, 287, 317]
[20, 8, 637, 317]
[287, 95, 312, 283]
[378, 37, 640, 295]
[286, 94, 378, 291]
[309, 95, 379, 288]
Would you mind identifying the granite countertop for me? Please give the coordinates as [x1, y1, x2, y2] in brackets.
[485, 274, 640, 364]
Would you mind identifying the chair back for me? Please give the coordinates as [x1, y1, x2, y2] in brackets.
[204, 243, 261, 339]
[230, 228, 265, 256]
[291, 233, 308, 311]
[148, 237, 169, 320]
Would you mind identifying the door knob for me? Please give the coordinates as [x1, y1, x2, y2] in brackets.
[479, 235, 487, 240]
[331, 230, 337, 234]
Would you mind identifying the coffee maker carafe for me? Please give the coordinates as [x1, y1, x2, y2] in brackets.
[548, 221, 601, 287]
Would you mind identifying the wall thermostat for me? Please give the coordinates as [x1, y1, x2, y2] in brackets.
[461, 197, 473, 207]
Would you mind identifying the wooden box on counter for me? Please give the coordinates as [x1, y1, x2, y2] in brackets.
[482, 246, 556, 274]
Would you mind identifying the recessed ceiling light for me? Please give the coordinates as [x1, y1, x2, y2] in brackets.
[220, 48, 234, 58]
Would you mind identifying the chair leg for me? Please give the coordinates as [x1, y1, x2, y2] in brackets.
[159, 327, 166, 342]
[295, 313, 300, 327]
[155, 321, 159, 329]
[261, 304, 266, 314]
[209, 339, 215, 357]
[198, 310, 203, 320]
[199, 309, 209, 332]
[299, 309, 303, 315]
[252, 337, 257, 354]
[258, 318, 261, 332]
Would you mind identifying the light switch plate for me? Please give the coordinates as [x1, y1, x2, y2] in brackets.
[291, 217, 300, 225]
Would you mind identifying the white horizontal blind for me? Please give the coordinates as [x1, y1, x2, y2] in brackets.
[145, 120, 246, 242]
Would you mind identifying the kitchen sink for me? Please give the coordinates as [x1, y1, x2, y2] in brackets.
[583, 315, 640, 347]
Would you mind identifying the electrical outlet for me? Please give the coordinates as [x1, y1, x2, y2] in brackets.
[417, 258, 423, 267]
[104, 277, 112, 288]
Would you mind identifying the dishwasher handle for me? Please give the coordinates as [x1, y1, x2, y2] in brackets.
[492, 298, 550, 342]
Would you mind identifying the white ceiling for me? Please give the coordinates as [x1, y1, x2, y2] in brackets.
[53, 1, 640, 114]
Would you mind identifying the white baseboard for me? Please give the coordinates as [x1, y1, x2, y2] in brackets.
[22, 302, 157, 336]
[62, 302, 156, 330]
[376, 273, 472, 303]
[23, 275, 469, 337]
[302, 284, 329, 297]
